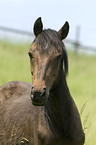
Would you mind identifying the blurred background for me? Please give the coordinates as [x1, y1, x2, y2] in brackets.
[0, 0, 96, 144]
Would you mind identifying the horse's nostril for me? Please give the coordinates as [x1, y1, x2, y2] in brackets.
[43, 87, 46, 91]
[32, 86, 34, 90]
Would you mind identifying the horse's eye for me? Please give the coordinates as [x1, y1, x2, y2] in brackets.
[31, 72, 33, 75]
[28, 52, 34, 59]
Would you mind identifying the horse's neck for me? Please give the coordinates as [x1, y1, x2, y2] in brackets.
[45, 71, 73, 136]
[45, 71, 85, 143]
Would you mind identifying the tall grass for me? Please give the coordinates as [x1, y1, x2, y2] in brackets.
[0, 40, 31, 85]
[67, 51, 96, 145]
[0, 40, 96, 144]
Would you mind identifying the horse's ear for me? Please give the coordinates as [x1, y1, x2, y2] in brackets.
[58, 21, 69, 40]
[33, 17, 43, 36]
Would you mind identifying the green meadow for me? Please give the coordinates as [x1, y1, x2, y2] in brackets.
[0, 40, 96, 145]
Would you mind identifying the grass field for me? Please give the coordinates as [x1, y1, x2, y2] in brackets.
[0, 40, 96, 145]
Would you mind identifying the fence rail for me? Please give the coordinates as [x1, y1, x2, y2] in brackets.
[0, 26, 33, 36]
[0, 25, 96, 53]
[65, 39, 96, 52]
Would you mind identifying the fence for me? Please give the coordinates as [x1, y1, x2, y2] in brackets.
[0, 25, 96, 54]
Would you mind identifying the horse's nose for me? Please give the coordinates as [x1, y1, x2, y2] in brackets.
[30, 87, 46, 106]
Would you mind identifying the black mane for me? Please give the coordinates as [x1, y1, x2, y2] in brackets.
[35, 29, 68, 75]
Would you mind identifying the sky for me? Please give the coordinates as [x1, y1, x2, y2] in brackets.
[0, 0, 96, 47]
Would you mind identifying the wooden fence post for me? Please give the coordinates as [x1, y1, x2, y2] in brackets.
[74, 26, 80, 55]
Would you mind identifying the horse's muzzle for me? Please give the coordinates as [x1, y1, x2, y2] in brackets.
[30, 87, 46, 106]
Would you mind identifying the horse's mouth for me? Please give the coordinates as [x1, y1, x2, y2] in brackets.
[30, 91, 46, 106]
[32, 101, 45, 106]
[30, 95, 45, 106]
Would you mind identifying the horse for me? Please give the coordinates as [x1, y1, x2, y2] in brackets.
[0, 17, 85, 145]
